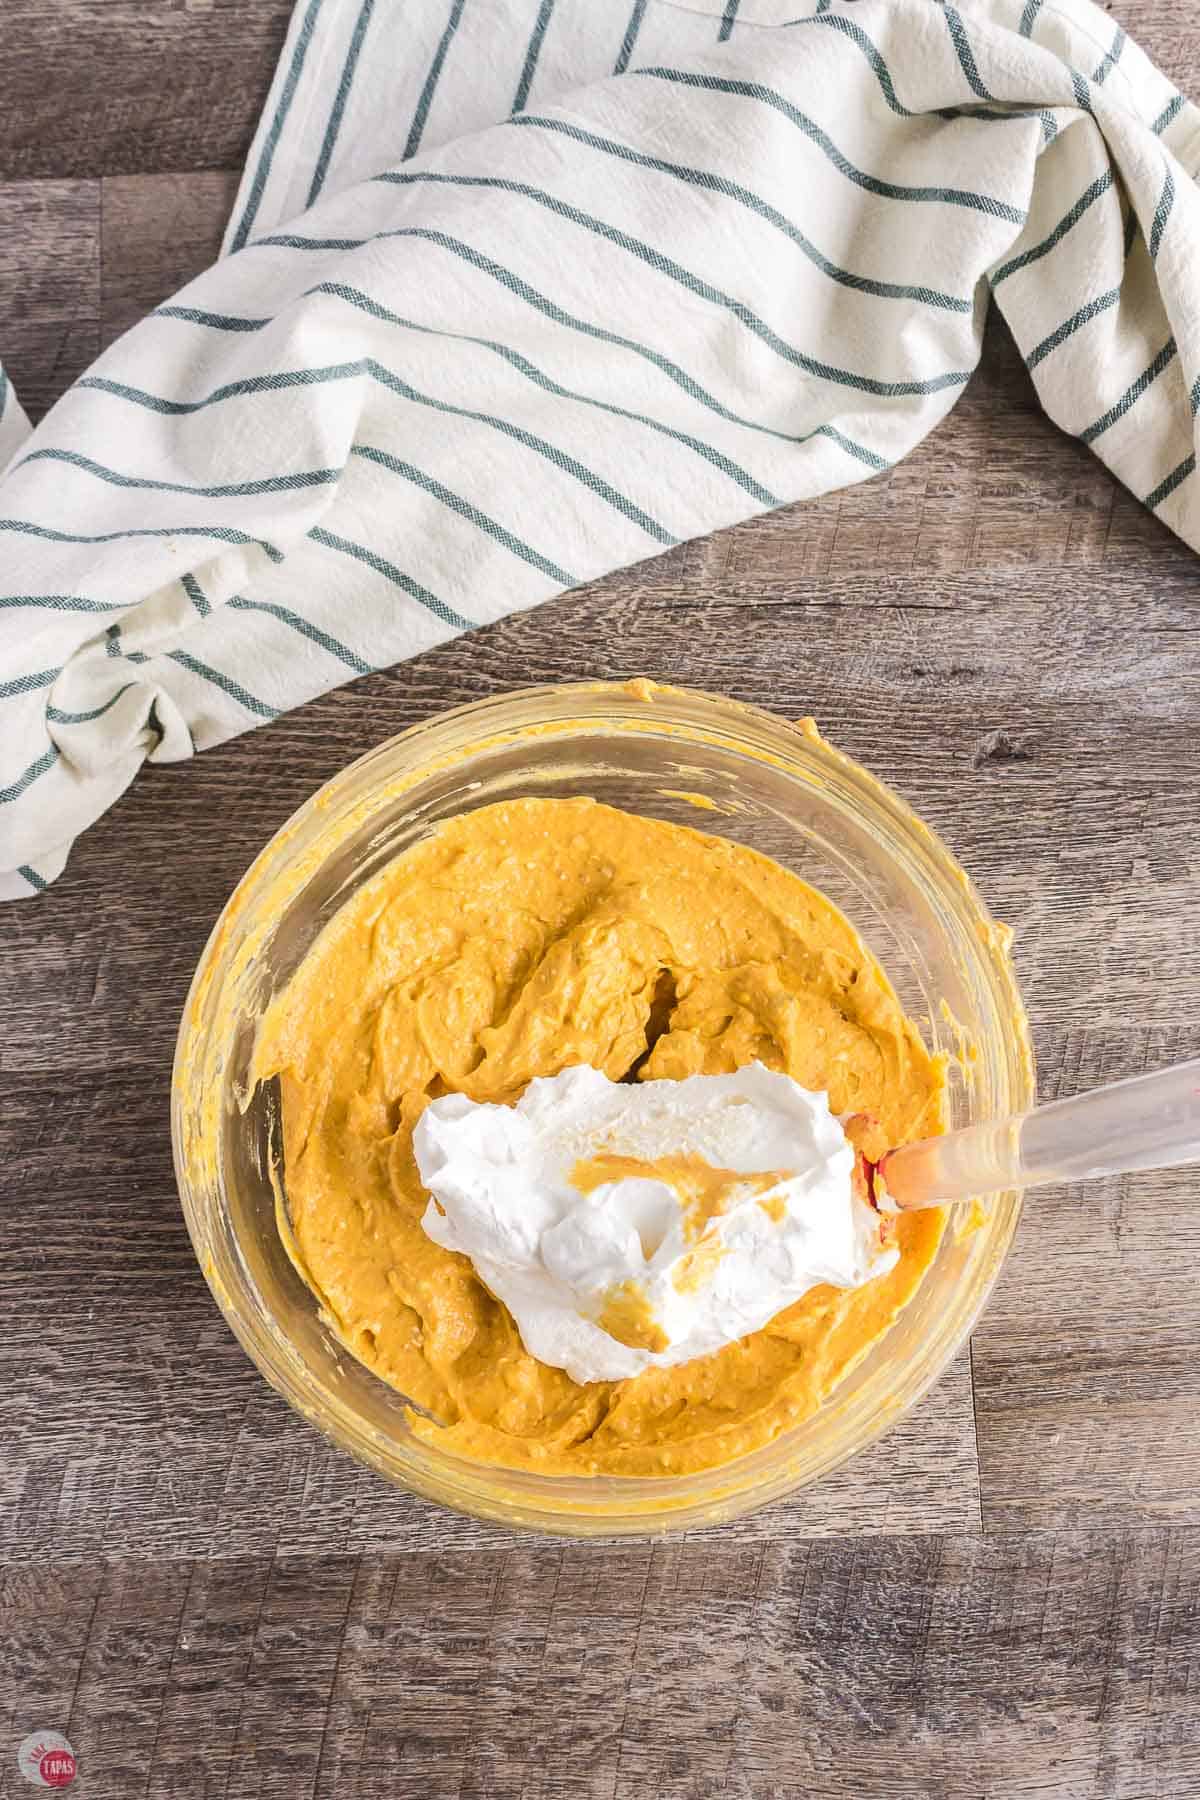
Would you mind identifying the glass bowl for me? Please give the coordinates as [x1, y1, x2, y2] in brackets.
[172, 681, 1033, 1535]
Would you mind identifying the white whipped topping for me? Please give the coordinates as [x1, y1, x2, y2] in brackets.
[413, 1063, 896, 1383]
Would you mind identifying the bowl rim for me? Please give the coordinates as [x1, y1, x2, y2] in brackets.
[172, 679, 1034, 1536]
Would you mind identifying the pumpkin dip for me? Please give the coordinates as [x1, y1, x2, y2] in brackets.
[252, 796, 947, 1477]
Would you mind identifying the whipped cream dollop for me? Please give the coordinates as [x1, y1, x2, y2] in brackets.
[413, 1063, 896, 1383]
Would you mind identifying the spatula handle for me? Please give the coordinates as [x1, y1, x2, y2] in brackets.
[881, 1056, 1200, 1210]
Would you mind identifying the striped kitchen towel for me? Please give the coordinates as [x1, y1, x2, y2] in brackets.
[3, 0, 1199, 898]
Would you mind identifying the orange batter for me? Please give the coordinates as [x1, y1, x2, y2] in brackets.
[251, 797, 947, 1476]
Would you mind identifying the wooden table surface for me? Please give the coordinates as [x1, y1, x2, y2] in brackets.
[3, 5, 1200, 1796]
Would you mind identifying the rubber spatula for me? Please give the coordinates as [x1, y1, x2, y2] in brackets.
[877, 1056, 1200, 1211]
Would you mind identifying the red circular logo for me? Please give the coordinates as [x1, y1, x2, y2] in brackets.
[39, 1750, 77, 1789]
[17, 1734, 77, 1789]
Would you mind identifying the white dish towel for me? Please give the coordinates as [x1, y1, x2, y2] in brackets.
[2, 0, 1198, 898]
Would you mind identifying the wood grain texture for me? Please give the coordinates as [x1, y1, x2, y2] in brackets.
[101, 171, 239, 343]
[4, 2, 1200, 1792]
[2, 1534, 1199, 1800]
[0, 2, 290, 181]
[0, 181, 99, 421]
[1113, 2, 1200, 90]
[973, 1026, 1200, 1534]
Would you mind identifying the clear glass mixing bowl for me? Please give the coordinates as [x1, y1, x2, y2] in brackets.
[172, 681, 1033, 1535]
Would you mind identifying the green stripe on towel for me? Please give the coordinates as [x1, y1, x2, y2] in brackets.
[0, 519, 284, 560]
[308, 0, 377, 205]
[353, 444, 581, 578]
[230, 0, 326, 251]
[0, 668, 59, 699]
[17, 447, 340, 501]
[939, 6, 993, 101]
[991, 173, 1115, 286]
[405, 0, 467, 161]
[47, 684, 138, 726]
[1027, 289, 1120, 369]
[635, 67, 1025, 222]
[513, 0, 555, 112]
[166, 651, 279, 718]
[613, 0, 647, 74]
[1145, 453, 1195, 510]
[308, 526, 472, 631]
[1, 745, 59, 805]
[227, 595, 373, 675]
[1080, 339, 1177, 444]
